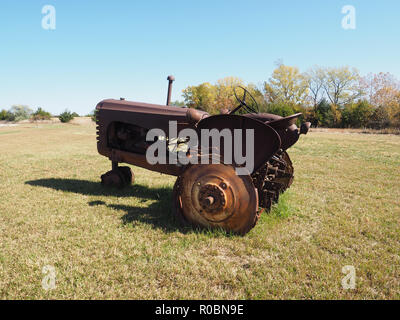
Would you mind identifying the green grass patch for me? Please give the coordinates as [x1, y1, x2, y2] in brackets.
[0, 123, 399, 299]
[0, 130, 21, 135]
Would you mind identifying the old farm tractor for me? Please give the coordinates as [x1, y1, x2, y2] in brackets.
[96, 76, 310, 235]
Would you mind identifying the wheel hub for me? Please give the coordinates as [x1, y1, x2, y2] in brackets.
[191, 174, 237, 223]
[198, 184, 226, 213]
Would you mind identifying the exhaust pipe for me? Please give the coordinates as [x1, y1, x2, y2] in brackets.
[166, 75, 175, 106]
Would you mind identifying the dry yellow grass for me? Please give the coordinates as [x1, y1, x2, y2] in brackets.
[0, 122, 399, 299]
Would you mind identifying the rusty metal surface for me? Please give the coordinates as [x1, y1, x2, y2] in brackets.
[251, 150, 294, 212]
[96, 99, 203, 176]
[244, 112, 302, 128]
[96, 99, 189, 133]
[173, 164, 259, 235]
[166, 75, 175, 106]
[95, 77, 310, 235]
[244, 113, 308, 150]
[196, 114, 281, 173]
[101, 166, 134, 189]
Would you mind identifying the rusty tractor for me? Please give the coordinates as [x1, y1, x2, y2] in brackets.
[96, 76, 310, 235]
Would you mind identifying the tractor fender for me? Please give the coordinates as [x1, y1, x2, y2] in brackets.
[196, 114, 281, 173]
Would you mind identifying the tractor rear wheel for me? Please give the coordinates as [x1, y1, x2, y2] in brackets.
[173, 164, 259, 235]
[275, 151, 294, 192]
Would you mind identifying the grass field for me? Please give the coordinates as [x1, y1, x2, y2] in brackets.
[0, 121, 399, 299]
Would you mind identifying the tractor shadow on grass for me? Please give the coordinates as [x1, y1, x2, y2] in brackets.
[25, 178, 193, 234]
[89, 199, 194, 234]
[25, 178, 170, 200]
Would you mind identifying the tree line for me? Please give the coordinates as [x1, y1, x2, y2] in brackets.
[0, 105, 84, 123]
[180, 64, 400, 129]
[2, 65, 399, 129]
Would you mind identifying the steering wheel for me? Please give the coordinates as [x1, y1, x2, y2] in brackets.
[230, 86, 259, 114]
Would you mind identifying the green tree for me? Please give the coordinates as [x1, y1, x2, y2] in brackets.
[341, 101, 374, 128]
[368, 105, 391, 129]
[9, 105, 33, 121]
[0, 109, 10, 120]
[264, 64, 309, 105]
[313, 99, 335, 127]
[267, 102, 295, 117]
[58, 110, 75, 123]
[31, 107, 52, 121]
[305, 66, 326, 107]
[214, 77, 244, 112]
[361, 72, 400, 127]
[182, 82, 216, 113]
[182, 77, 258, 115]
[246, 83, 267, 112]
[322, 66, 363, 106]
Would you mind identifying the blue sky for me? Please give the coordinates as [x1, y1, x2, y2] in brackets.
[0, 0, 399, 115]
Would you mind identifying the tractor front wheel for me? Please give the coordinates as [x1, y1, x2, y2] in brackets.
[101, 166, 134, 188]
